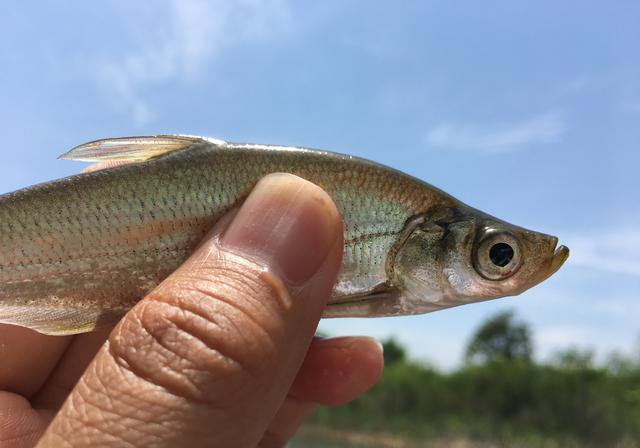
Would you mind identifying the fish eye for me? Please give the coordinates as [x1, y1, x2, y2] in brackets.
[489, 243, 514, 267]
[473, 229, 522, 280]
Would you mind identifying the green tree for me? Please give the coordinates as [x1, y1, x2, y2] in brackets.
[383, 337, 407, 366]
[465, 310, 532, 364]
[553, 347, 594, 370]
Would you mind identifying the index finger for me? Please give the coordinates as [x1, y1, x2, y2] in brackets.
[0, 325, 71, 397]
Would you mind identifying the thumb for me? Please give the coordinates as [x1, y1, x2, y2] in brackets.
[38, 173, 343, 448]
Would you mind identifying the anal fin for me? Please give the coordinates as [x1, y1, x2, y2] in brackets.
[0, 306, 124, 336]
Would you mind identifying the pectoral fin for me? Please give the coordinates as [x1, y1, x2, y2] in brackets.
[324, 284, 401, 318]
[58, 135, 226, 162]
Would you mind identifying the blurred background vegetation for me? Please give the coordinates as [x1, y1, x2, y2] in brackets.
[294, 311, 640, 447]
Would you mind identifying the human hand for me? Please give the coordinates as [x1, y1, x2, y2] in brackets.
[0, 173, 384, 447]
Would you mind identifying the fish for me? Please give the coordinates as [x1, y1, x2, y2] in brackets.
[0, 135, 569, 335]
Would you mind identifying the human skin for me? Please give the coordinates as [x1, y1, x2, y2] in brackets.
[0, 173, 384, 447]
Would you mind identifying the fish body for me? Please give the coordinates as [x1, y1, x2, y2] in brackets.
[0, 136, 569, 335]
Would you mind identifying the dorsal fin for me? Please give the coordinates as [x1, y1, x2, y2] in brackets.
[58, 135, 225, 162]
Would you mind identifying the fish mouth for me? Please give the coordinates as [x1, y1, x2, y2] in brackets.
[520, 239, 569, 292]
[550, 244, 570, 274]
[509, 236, 569, 295]
[538, 238, 570, 283]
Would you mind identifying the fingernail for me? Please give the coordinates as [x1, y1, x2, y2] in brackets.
[221, 173, 341, 286]
[320, 336, 384, 355]
[367, 337, 384, 355]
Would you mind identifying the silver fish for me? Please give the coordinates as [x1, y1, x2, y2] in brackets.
[0, 136, 569, 335]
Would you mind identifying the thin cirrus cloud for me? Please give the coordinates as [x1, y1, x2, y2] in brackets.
[96, 0, 291, 125]
[425, 111, 566, 153]
[566, 229, 640, 277]
[535, 324, 633, 359]
[537, 325, 594, 350]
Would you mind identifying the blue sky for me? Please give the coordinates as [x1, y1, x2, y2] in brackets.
[1, 1, 639, 368]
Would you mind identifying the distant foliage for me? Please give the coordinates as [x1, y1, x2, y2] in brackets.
[310, 311, 640, 447]
[465, 311, 532, 364]
[382, 338, 406, 366]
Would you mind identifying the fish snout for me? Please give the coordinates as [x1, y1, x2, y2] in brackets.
[551, 244, 570, 274]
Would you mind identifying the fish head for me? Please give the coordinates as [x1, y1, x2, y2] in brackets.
[392, 205, 569, 313]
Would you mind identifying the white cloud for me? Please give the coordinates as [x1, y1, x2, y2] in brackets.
[566, 228, 640, 277]
[98, 0, 291, 125]
[536, 324, 639, 365]
[537, 325, 593, 348]
[594, 297, 640, 322]
[425, 111, 565, 153]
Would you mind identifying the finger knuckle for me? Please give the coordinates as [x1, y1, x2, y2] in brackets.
[107, 258, 285, 406]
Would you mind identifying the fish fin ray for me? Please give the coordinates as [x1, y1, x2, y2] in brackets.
[0, 305, 123, 335]
[324, 284, 400, 318]
[58, 135, 225, 162]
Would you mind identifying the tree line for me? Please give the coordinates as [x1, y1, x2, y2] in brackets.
[309, 311, 640, 446]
